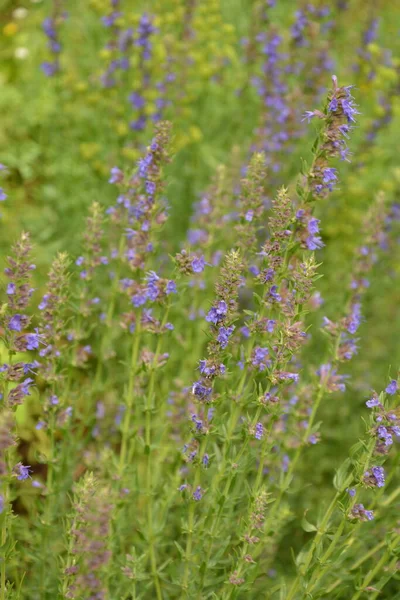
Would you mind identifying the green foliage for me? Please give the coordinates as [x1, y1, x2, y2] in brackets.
[0, 1, 400, 599]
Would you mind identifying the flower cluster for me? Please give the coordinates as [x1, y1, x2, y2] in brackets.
[303, 75, 359, 197]
[41, 5, 66, 77]
[191, 251, 244, 406]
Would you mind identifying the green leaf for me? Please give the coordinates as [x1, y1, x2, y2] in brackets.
[301, 511, 318, 532]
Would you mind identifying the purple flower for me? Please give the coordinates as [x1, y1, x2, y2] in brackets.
[25, 329, 45, 351]
[241, 326, 250, 338]
[206, 300, 228, 324]
[166, 280, 177, 294]
[129, 91, 145, 109]
[255, 422, 264, 440]
[377, 426, 393, 446]
[307, 218, 320, 235]
[366, 396, 381, 408]
[262, 268, 275, 282]
[146, 271, 160, 301]
[268, 285, 281, 302]
[8, 314, 25, 332]
[350, 503, 374, 522]
[385, 380, 398, 395]
[266, 320, 276, 333]
[0, 188, 7, 201]
[341, 97, 359, 123]
[252, 347, 270, 371]
[217, 326, 235, 349]
[346, 487, 356, 497]
[137, 154, 153, 178]
[302, 110, 318, 122]
[193, 486, 204, 501]
[38, 293, 50, 310]
[191, 414, 203, 432]
[364, 466, 385, 488]
[191, 255, 206, 274]
[347, 303, 362, 334]
[306, 234, 324, 250]
[23, 361, 41, 375]
[16, 464, 32, 481]
[202, 454, 209, 467]
[322, 167, 338, 190]
[192, 381, 212, 401]
[109, 167, 124, 184]
[6, 283, 15, 295]
[145, 180, 156, 196]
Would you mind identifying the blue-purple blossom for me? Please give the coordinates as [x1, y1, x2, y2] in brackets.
[145, 180, 156, 196]
[191, 414, 203, 432]
[0, 188, 7, 201]
[137, 153, 153, 178]
[193, 486, 204, 501]
[166, 280, 177, 294]
[192, 381, 212, 401]
[268, 285, 281, 302]
[363, 466, 385, 488]
[366, 396, 381, 408]
[254, 422, 264, 440]
[385, 380, 398, 395]
[199, 360, 225, 377]
[206, 301, 228, 324]
[146, 271, 160, 301]
[16, 464, 32, 481]
[377, 426, 393, 446]
[8, 314, 25, 332]
[252, 347, 270, 371]
[217, 326, 235, 349]
[6, 283, 15, 295]
[109, 167, 124, 184]
[306, 218, 324, 250]
[25, 329, 45, 351]
[191, 255, 206, 274]
[302, 110, 319, 122]
[347, 303, 362, 334]
[350, 504, 374, 521]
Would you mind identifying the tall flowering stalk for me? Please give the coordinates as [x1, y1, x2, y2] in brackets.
[0, 233, 38, 600]
[186, 76, 359, 595]
[180, 249, 245, 592]
[62, 473, 113, 599]
[41, 1, 66, 77]
[285, 372, 400, 598]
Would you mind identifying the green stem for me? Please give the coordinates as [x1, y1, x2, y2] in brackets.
[182, 438, 207, 594]
[93, 236, 126, 391]
[350, 535, 400, 600]
[118, 317, 142, 476]
[264, 382, 325, 534]
[286, 492, 340, 600]
[145, 330, 166, 600]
